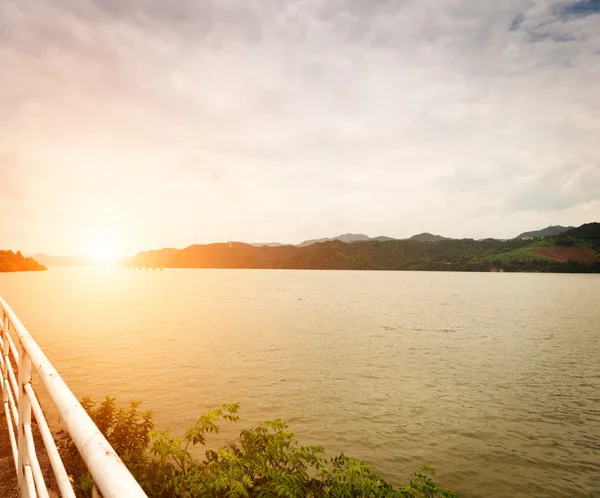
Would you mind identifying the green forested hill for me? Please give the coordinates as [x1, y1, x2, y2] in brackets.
[515, 225, 574, 239]
[559, 222, 600, 250]
[476, 223, 600, 271]
[0, 251, 47, 272]
[127, 223, 600, 273]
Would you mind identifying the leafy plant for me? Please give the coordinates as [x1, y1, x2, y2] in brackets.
[61, 397, 457, 497]
[59, 396, 154, 496]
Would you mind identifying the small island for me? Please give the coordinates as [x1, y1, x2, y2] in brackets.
[0, 251, 47, 272]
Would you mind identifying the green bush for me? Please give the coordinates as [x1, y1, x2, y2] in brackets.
[61, 398, 457, 498]
[554, 238, 575, 247]
[60, 397, 154, 495]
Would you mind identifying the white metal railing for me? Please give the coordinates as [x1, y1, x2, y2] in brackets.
[0, 296, 147, 498]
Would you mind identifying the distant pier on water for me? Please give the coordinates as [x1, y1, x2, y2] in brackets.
[110, 265, 163, 271]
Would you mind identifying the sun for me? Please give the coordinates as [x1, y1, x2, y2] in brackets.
[90, 242, 118, 265]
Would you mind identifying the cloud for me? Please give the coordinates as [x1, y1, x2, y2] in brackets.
[0, 0, 599, 251]
[0, 153, 22, 200]
[505, 161, 600, 212]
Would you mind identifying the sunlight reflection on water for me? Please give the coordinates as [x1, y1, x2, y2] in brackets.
[1, 268, 599, 497]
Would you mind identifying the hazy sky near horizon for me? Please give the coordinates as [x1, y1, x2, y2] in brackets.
[1, 0, 600, 255]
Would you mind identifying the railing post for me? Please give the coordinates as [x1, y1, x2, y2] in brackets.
[2, 312, 19, 477]
[17, 339, 33, 497]
[1, 311, 8, 403]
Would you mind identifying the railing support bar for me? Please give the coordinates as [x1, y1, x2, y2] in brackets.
[25, 423, 50, 498]
[17, 341, 33, 494]
[7, 329, 20, 365]
[24, 464, 36, 498]
[5, 378, 19, 425]
[3, 400, 19, 475]
[26, 383, 77, 498]
[7, 352, 20, 405]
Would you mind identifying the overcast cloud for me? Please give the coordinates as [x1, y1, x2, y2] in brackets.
[1, 0, 599, 254]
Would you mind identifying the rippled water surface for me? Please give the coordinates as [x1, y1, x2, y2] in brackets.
[1, 268, 599, 497]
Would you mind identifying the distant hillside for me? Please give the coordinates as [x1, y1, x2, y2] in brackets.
[126, 222, 600, 273]
[558, 223, 600, 250]
[408, 232, 450, 242]
[1, 251, 46, 272]
[479, 222, 600, 270]
[249, 242, 287, 248]
[371, 236, 397, 242]
[515, 225, 574, 239]
[33, 253, 91, 266]
[297, 233, 371, 247]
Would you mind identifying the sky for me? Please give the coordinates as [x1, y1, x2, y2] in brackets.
[1, 0, 600, 256]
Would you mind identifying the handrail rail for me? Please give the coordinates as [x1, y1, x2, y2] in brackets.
[0, 296, 147, 498]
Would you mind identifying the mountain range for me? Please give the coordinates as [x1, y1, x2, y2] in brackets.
[259, 226, 548, 248]
[298, 227, 574, 244]
[24, 225, 595, 269]
[297, 232, 450, 245]
[124, 223, 600, 273]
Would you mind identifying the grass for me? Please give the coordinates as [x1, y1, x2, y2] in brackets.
[478, 239, 553, 264]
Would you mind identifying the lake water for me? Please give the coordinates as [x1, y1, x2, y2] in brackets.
[1, 267, 599, 497]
